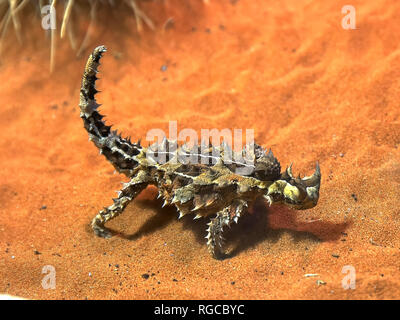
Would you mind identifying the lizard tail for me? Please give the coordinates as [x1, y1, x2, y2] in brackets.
[79, 45, 141, 176]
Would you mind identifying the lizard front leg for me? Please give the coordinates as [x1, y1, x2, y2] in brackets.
[91, 173, 149, 238]
[206, 200, 247, 259]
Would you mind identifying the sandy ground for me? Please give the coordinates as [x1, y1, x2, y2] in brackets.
[0, 0, 400, 299]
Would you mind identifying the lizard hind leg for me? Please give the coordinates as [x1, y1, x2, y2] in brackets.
[91, 176, 148, 238]
[206, 200, 247, 259]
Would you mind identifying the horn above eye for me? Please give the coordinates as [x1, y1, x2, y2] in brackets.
[286, 163, 293, 178]
[301, 162, 321, 188]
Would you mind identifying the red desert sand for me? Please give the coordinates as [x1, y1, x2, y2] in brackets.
[0, 0, 400, 299]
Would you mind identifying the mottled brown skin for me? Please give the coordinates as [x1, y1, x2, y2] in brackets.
[79, 46, 321, 259]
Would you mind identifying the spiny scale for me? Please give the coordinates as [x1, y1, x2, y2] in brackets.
[79, 46, 321, 259]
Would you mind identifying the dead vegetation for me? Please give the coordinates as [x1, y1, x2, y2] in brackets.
[0, 0, 157, 71]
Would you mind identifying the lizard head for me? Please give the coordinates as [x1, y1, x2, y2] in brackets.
[264, 162, 321, 210]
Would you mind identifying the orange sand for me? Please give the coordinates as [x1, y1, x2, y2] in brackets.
[0, 0, 400, 299]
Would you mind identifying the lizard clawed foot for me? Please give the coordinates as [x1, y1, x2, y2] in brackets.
[92, 219, 113, 239]
[212, 247, 233, 260]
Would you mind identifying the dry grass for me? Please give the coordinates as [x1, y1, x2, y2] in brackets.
[0, 0, 157, 71]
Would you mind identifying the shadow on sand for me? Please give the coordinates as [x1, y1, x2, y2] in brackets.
[117, 196, 349, 259]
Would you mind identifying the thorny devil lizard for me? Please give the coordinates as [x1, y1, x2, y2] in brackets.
[79, 46, 321, 259]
